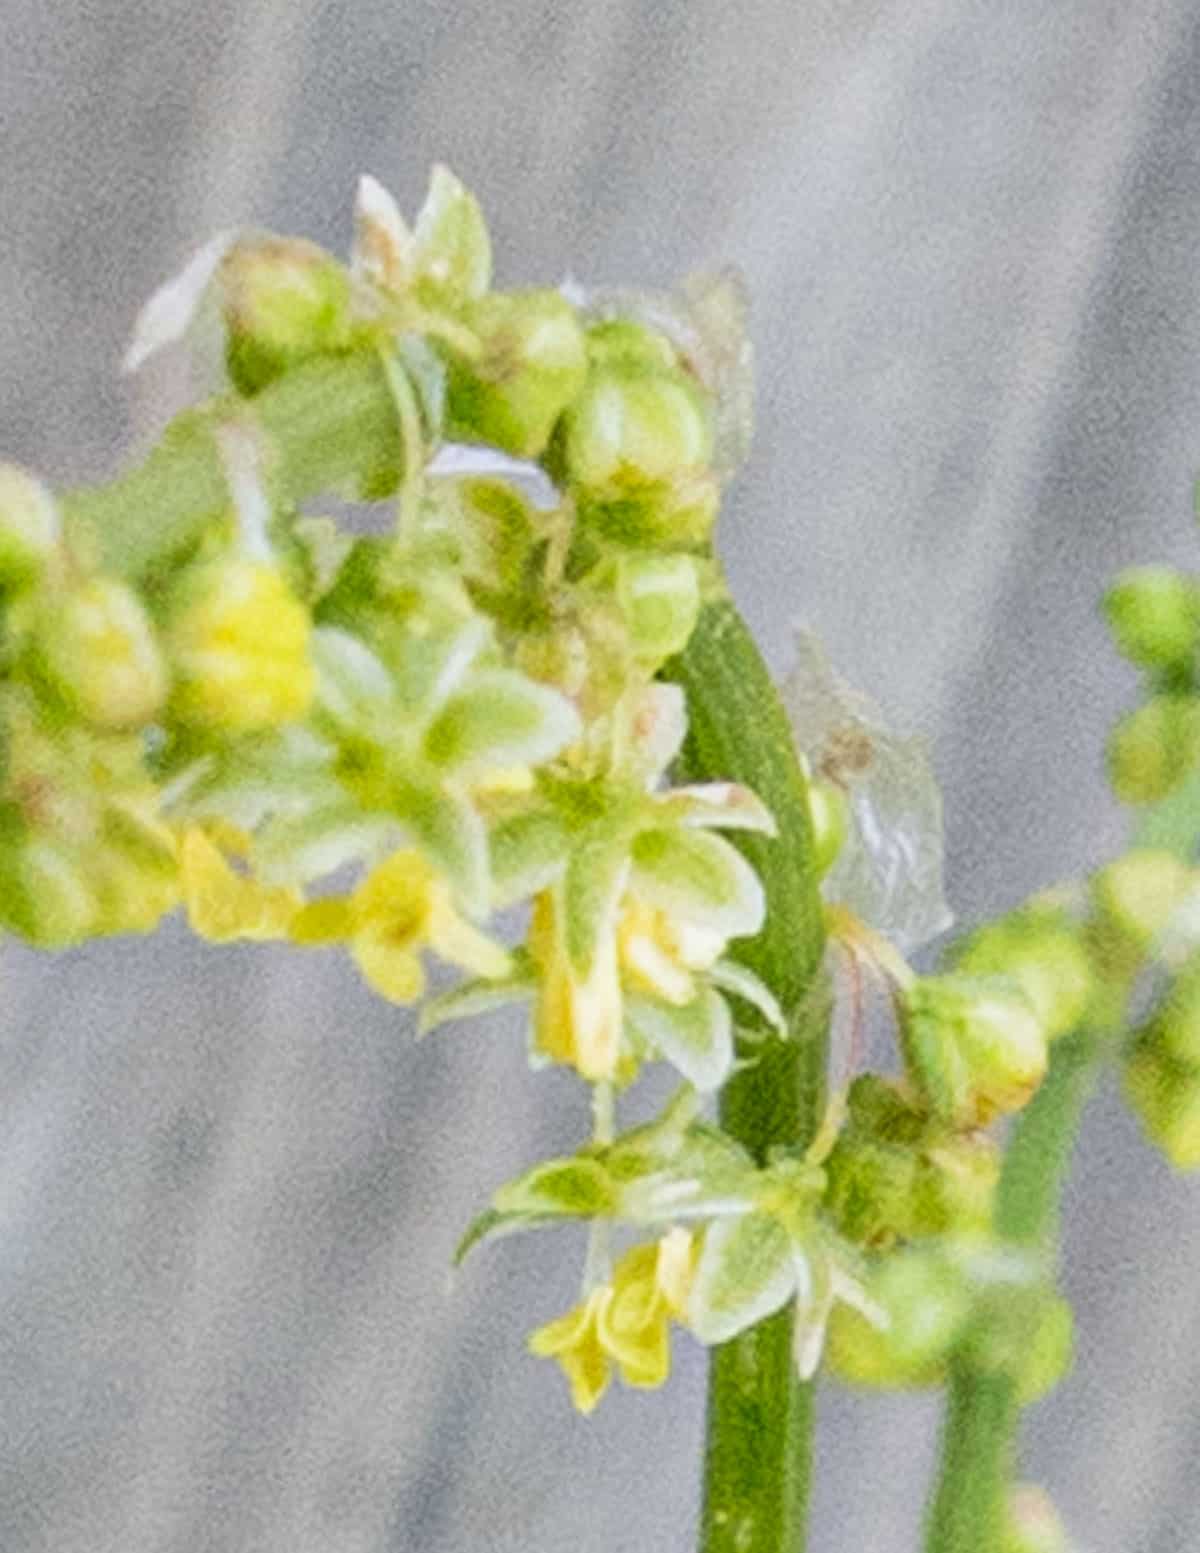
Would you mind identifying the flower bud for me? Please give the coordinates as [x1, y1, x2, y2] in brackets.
[585, 317, 679, 373]
[564, 364, 718, 546]
[1150, 959, 1200, 1066]
[1104, 564, 1200, 671]
[824, 1246, 971, 1389]
[220, 238, 353, 395]
[167, 559, 314, 731]
[1091, 848, 1193, 953]
[824, 1134, 919, 1249]
[0, 464, 60, 592]
[1123, 1037, 1200, 1168]
[1003, 1485, 1070, 1553]
[902, 974, 1048, 1125]
[35, 577, 167, 731]
[445, 289, 587, 458]
[1108, 693, 1200, 804]
[910, 1135, 999, 1237]
[954, 909, 1093, 1041]
[615, 553, 700, 663]
[0, 829, 96, 947]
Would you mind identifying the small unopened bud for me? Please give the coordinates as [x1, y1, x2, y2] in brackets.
[221, 238, 352, 395]
[1104, 564, 1200, 671]
[168, 559, 314, 731]
[1123, 1037, 1200, 1169]
[1108, 693, 1200, 804]
[955, 910, 1093, 1041]
[564, 364, 716, 545]
[824, 1134, 919, 1249]
[446, 290, 587, 458]
[1091, 849, 1193, 953]
[615, 553, 700, 663]
[0, 832, 96, 947]
[585, 317, 679, 373]
[824, 1246, 971, 1389]
[911, 1136, 999, 1237]
[35, 577, 167, 731]
[0, 464, 60, 592]
[1003, 1485, 1070, 1553]
[902, 974, 1048, 1125]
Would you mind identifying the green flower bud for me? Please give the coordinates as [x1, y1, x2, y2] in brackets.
[0, 826, 96, 947]
[585, 317, 679, 373]
[910, 1135, 999, 1237]
[1150, 958, 1200, 1066]
[824, 1133, 919, 1249]
[168, 558, 314, 731]
[221, 238, 353, 396]
[902, 974, 1048, 1126]
[564, 364, 718, 546]
[824, 1247, 971, 1389]
[0, 463, 60, 592]
[1091, 848, 1193, 952]
[35, 577, 167, 731]
[1123, 1037, 1200, 1168]
[445, 289, 587, 458]
[954, 909, 1093, 1041]
[615, 553, 700, 663]
[1104, 564, 1200, 671]
[1108, 693, 1200, 803]
[807, 778, 849, 880]
[1003, 1485, 1070, 1553]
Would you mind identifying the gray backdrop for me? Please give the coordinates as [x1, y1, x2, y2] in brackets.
[2, 2, 1198, 1549]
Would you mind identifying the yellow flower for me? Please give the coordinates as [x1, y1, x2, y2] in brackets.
[529, 1229, 695, 1413]
[180, 825, 301, 942]
[290, 848, 510, 1005]
[528, 889, 624, 1081]
[617, 897, 725, 1006]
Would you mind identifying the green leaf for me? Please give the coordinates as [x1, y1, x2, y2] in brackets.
[627, 987, 734, 1092]
[413, 163, 492, 302]
[688, 1212, 798, 1345]
[423, 670, 580, 778]
[630, 824, 764, 940]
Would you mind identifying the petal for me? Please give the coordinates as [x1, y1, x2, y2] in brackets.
[655, 783, 777, 837]
[687, 1213, 797, 1346]
[413, 163, 492, 301]
[350, 934, 427, 1004]
[289, 897, 355, 944]
[123, 231, 238, 372]
[626, 987, 734, 1093]
[428, 444, 561, 509]
[180, 826, 299, 942]
[707, 959, 786, 1035]
[655, 1228, 696, 1318]
[423, 670, 581, 779]
[351, 173, 414, 291]
[629, 826, 764, 941]
[427, 899, 513, 981]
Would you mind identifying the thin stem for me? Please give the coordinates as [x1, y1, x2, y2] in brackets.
[669, 600, 828, 1553]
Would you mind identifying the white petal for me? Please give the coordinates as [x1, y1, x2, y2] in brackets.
[352, 173, 414, 290]
[123, 231, 238, 373]
[427, 443, 562, 509]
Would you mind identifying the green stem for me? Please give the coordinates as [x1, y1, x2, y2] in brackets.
[922, 1027, 1102, 1553]
[54, 349, 828, 1553]
[670, 600, 828, 1553]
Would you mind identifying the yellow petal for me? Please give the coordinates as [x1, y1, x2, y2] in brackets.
[558, 1337, 612, 1414]
[351, 849, 435, 940]
[180, 826, 299, 942]
[428, 899, 513, 980]
[529, 1290, 614, 1415]
[289, 897, 355, 945]
[528, 1294, 599, 1358]
[655, 1228, 696, 1319]
[570, 931, 623, 1082]
[620, 927, 695, 1005]
[351, 934, 427, 1004]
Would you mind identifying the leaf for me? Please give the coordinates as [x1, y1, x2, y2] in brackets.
[423, 670, 580, 778]
[627, 988, 734, 1092]
[630, 825, 764, 941]
[413, 163, 492, 302]
[687, 1212, 798, 1345]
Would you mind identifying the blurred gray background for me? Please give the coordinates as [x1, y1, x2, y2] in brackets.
[1, 1, 1198, 1549]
